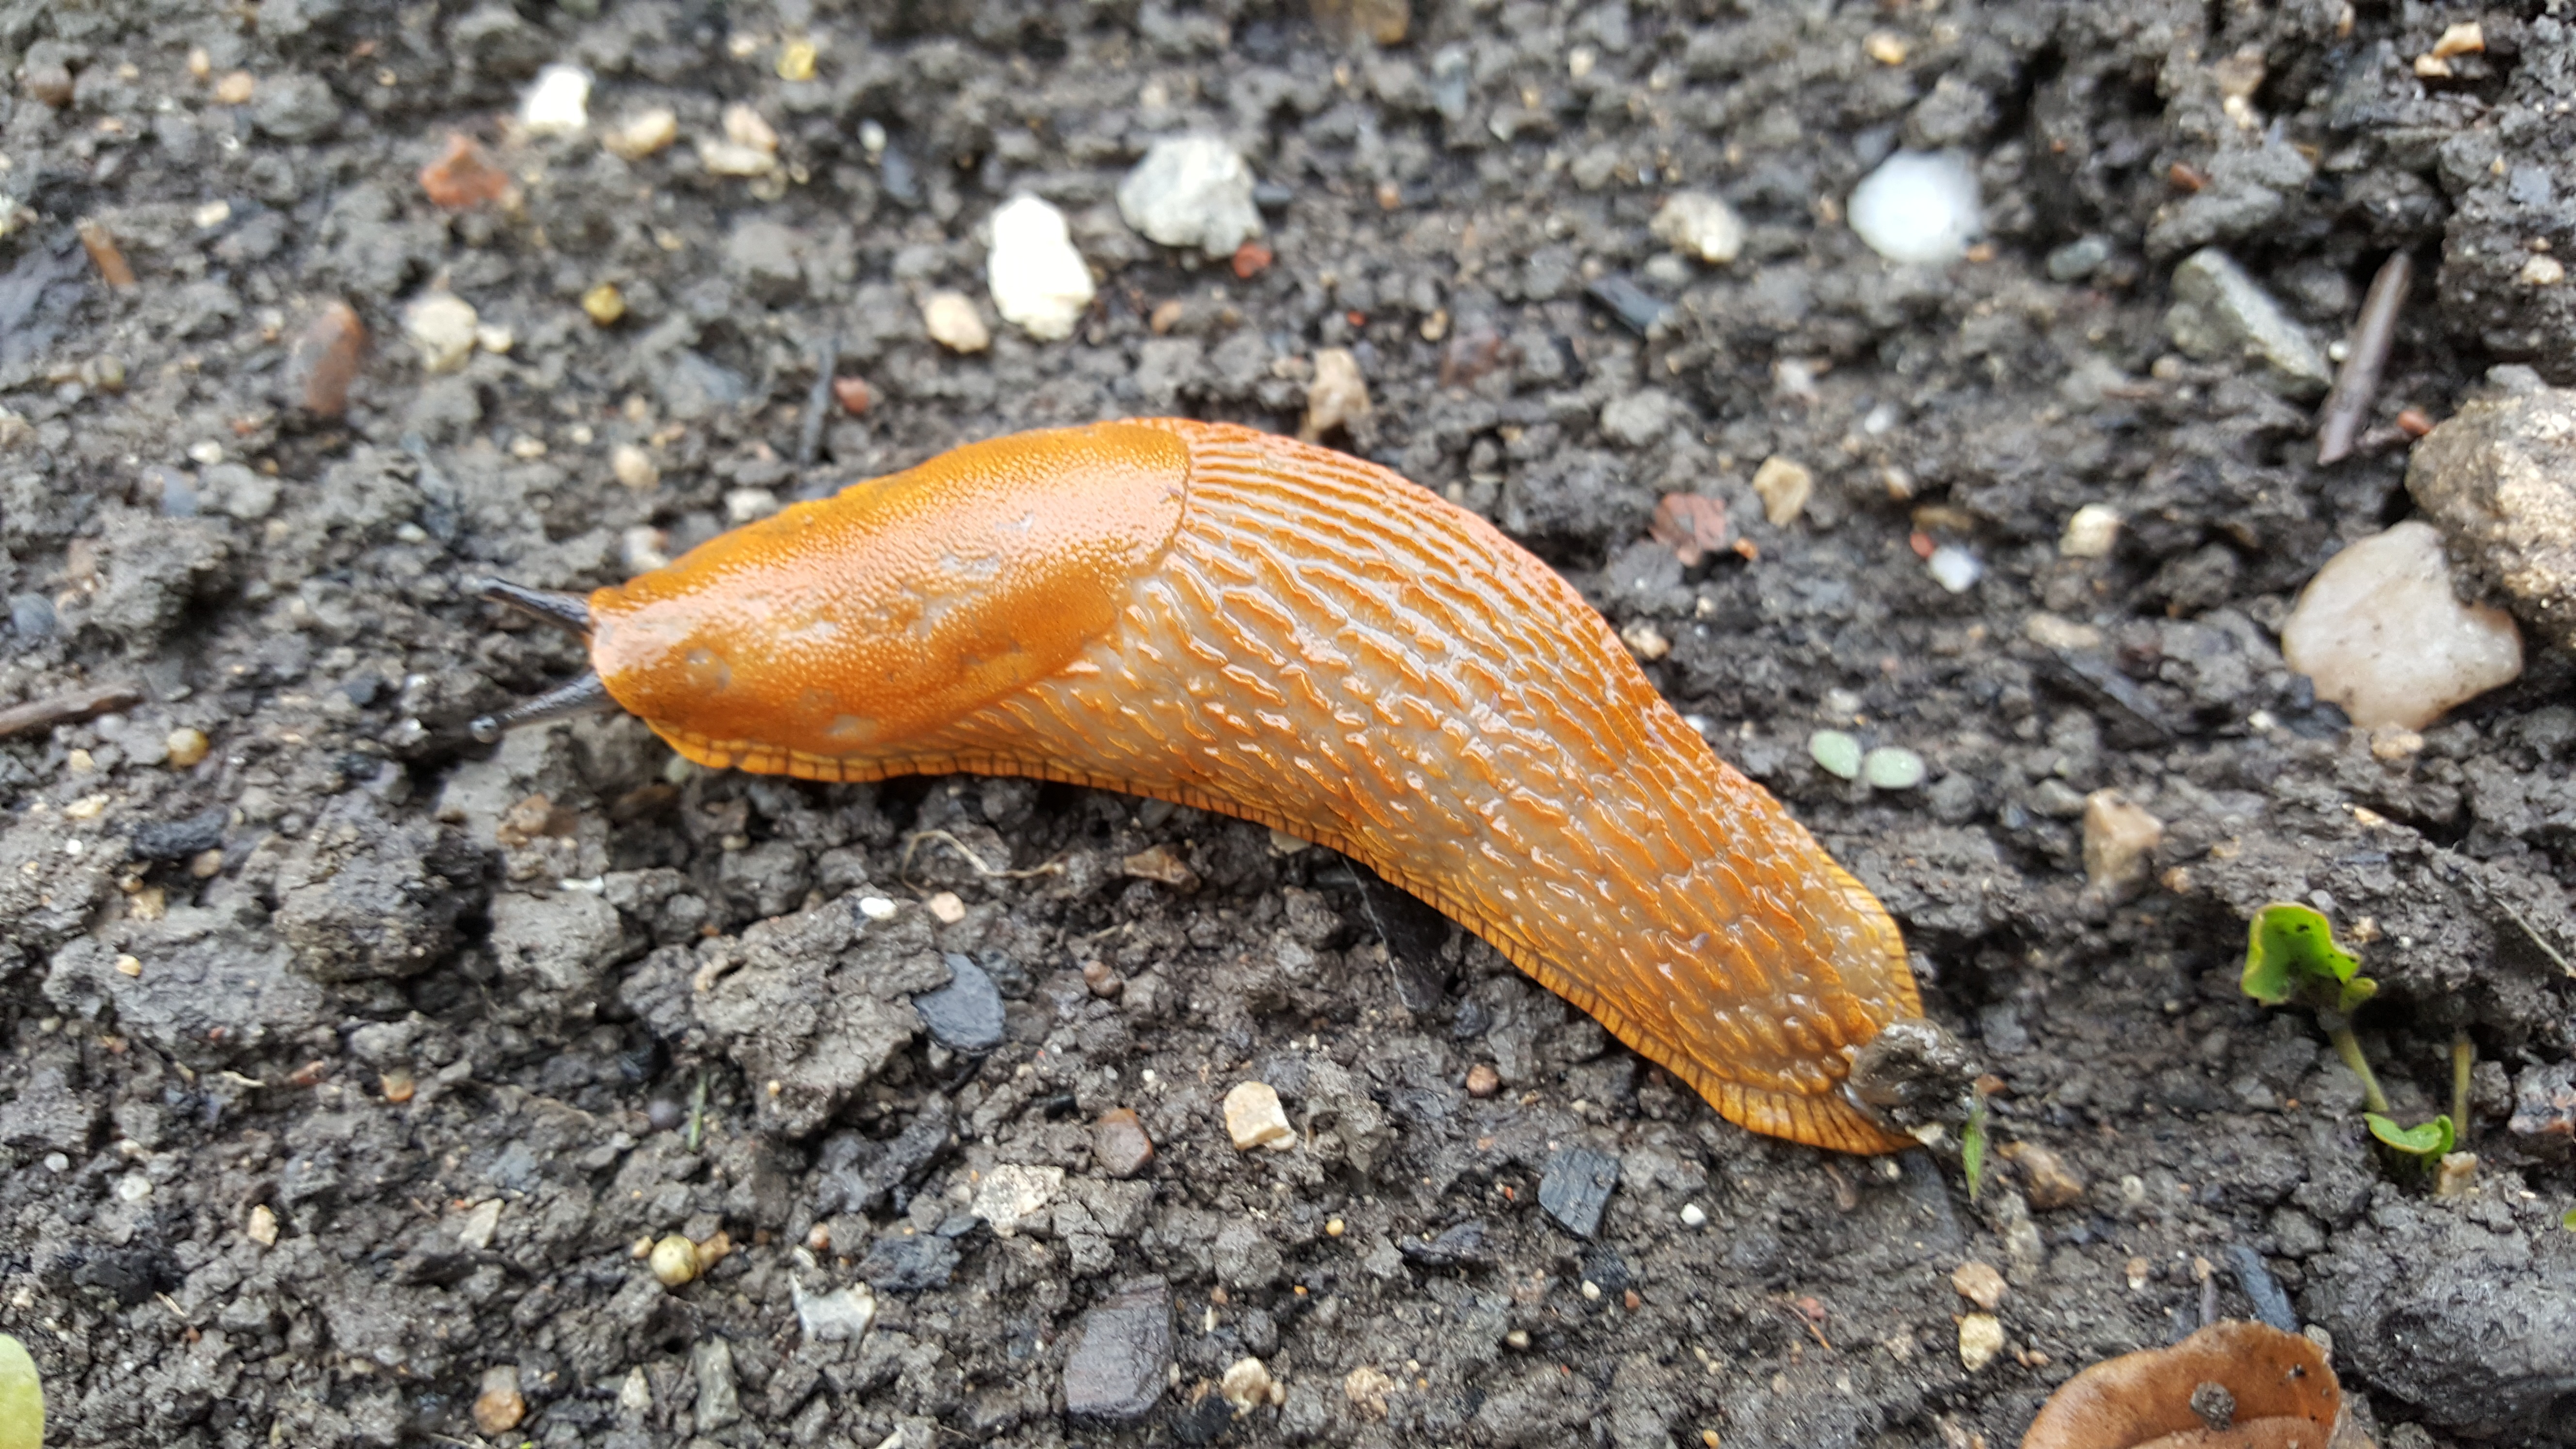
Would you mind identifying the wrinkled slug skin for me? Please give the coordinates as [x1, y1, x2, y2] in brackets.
[589, 419, 1924, 1153]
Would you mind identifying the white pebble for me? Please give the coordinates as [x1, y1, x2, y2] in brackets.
[1117, 134, 1263, 258]
[1650, 191, 1745, 265]
[969, 1163, 1064, 1237]
[1679, 1203, 1707, 1227]
[1848, 150, 1982, 265]
[986, 194, 1095, 342]
[1223, 1080, 1296, 1151]
[1927, 544, 1983, 594]
[404, 293, 480, 374]
[857, 896, 899, 920]
[921, 290, 991, 354]
[2059, 504, 2122, 559]
[519, 64, 590, 136]
[2280, 520, 2522, 729]
[724, 488, 780, 524]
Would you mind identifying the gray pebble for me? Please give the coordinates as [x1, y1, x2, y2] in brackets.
[911, 954, 1005, 1053]
[251, 72, 341, 142]
[860, 1230, 961, 1293]
[1063, 1278, 1171, 1423]
[1538, 1145, 1621, 1238]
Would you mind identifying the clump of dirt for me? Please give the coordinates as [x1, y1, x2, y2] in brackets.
[3, 2, 2572, 1448]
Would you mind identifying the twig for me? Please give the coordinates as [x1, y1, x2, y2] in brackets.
[2452, 1032, 2474, 1144]
[898, 829, 1065, 890]
[2317, 251, 2412, 465]
[796, 332, 839, 468]
[78, 218, 137, 288]
[0, 679, 143, 738]
[2495, 893, 2576, 979]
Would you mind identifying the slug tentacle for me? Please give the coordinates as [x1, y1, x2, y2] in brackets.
[477, 579, 596, 635]
[468, 671, 613, 743]
[540, 417, 1939, 1154]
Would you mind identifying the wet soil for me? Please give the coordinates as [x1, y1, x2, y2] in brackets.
[3, 2, 2574, 1447]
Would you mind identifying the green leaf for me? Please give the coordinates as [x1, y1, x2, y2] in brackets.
[2243, 903, 2378, 1014]
[2365, 1112, 2455, 1160]
[2562, 1208, 2576, 1232]
[1961, 1093, 1990, 1203]
[0, 1332, 43, 1449]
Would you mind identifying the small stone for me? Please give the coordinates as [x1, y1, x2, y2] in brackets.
[857, 896, 899, 920]
[859, 1231, 959, 1292]
[971, 1163, 1063, 1237]
[1465, 1063, 1501, 1098]
[986, 193, 1095, 342]
[1221, 1356, 1276, 1414]
[2024, 613, 2104, 651]
[1751, 455, 1813, 526]
[1678, 1202, 1707, 1228]
[1537, 1145, 1621, 1238]
[831, 376, 872, 415]
[1116, 135, 1264, 259]
[1224, 1081, 1296, 1151]
[1952, 1261, 2007, 1311]
[1267, 829, 1311, 855]
[581, 283, 627, 326]
[1092, 1108, 1155, 1177]
[404, 293, 480, 373]
[380, 1071, 415, 1103]
[1600, 388, 1682, 448]
[1121, 844, 1200, 892]
[1649, 493, 1730, 565]
[925, 890, 966, 923]
[1864, 31, 1911, 64]
[692, 1337, 741, 1433]
[519, 63, 589, 135]
[1082, 961, 1123, 998]
[1809, 729, 1863, 780]
[912, 953, 1005, 1053]
[2281, 520, 2522, 729]
[1343, 1365, 1396, 1422]
[721, 102, 778, 153]
[419, 133, 514, 210]
[649, 1234, 699, 1287]
[1848, 151, 1982, 264]
[1064, 1279, 1172, 1422]
[789, 1269, 876, 1340]
[2081, 790, 2164, 900]
[2004, 1142, 2087, 1210]
[1861, 747, 1926, 790]
[472, 1366, 526, 1436]
[2520, 255, 2565, 289]
[2405, 386, 2576, 647]
[213, 70, 257, 106]
[1927, 545, 1983, 593]
[1312, 0, 1410, 48]
[1300, 348, 1372, 442]
[602, 107, 678, 160]
[287, 301, 366, 417]
[458, 1197, 503, 1250]
[131, 806, 224, 860]
[776, 36, 819, 81]
[1650, 192, 1745, 265]
[1958, 1312, 2006, 1371]
[612, 443, 659, 491]
[2060, 504, 2122, 559]
[2431, 20, 2485, 56]
[1620, 621, 1672, 661]
[247, 1204, 278, 1246]
[250, 71, 340, 142]
[922, 291, 991, 353]
[2046, 236, 2112, 282]
[2165, 248, 2332, 399]
[724, 488, 779, 524]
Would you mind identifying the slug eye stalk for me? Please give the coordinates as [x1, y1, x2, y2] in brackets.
[469, 579, 612, 742]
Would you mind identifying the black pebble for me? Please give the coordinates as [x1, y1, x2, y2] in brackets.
[912, 953, 1005, 1053]
[859, 1231, 961, 1293]
[129, 807, 226, 861]
[1538, 1146, 1621, 1239]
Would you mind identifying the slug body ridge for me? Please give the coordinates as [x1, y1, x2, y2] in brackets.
[584, 418, 1925, 1153]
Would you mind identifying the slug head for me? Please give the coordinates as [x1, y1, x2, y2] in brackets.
[586, 422, 1190, 760]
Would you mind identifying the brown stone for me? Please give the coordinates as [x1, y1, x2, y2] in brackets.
[1465, 1063, 1501, 1098]
[288, 301, 366, 417]
[1092, 1107, 1155, 1177]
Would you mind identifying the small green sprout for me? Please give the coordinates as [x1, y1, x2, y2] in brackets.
[1961, 1090, 1991, 1203]
[2241, 903, 2388, 1114]
[2364, 1111, 2454, 1163]
[0, 1332, 43, 1449]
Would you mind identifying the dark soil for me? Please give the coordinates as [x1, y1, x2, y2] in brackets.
[4, 2, 2574, 1447]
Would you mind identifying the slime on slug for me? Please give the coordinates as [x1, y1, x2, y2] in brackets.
[473, 419, 1969, 1153]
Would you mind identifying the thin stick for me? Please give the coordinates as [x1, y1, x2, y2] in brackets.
[2317, 251, 2412, 465]
[797, 333, 839, 468]
[2451, 1032, 2473, 1143]
[898, 829, 1065, 889]
[2495, 894, 2576, 978]
[0, 679, 143, 738]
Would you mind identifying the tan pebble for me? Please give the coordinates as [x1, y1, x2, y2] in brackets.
[380, 1071, 415, 1104]
[2520, 255, 2565, 289]
[1343, 1365, 1395, 1421]
[612, 442, 660, 490]
[582, 283, 628, 326]
[1121, 843, 1201, 891]
[776, 37, 818, 82]
[1299, 348, 1372, 443]
[1267, 829, 1310, 855]
[113, 954, 142, 977]
[2431, 20, 2484, 56]
[1958, 1312, 2005, 1371]
[1465, 1063, 1501, 1098]
[1221, 1356, 1275, 1413]
[64, 791, 104, 817]
[1325, 1217, 1345, 1237]
[926, 890, 967, 923]
[2368, 725, 2424, 761]
[921, 291, 990, 353]
[2125, 1255, 2150, 1290]
[289, 301, 367, 417]
[2023, 613, 2104, 651]
[1223, 1080, 1295, 1150]
[2280, 521, 2520, 729]
[1951, 1261, 2006, 1311]
[1751, 456, 1813, 527]
[1620, 621, 1672, 661]
[472, 1367, 526, 1435]
[246, 1204, 278, 1246]
[213, 71, 256, 105]
[649, 1233, 699, 1286]
[163, 726, 212, 768]
[1864, 31, 1910, 65]
[189, 848, 224, 879]
[603, 107, 679, 160]
[2002, 1141, 2087, 1210]
[2058, 504, 2122, 558]
[2081, 790, 2164, 900]
[722, 103, 779, 152]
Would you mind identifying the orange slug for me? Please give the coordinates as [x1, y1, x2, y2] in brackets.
[476, 419, 1952, 1154]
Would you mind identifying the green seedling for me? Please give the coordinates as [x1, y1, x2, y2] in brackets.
[1961, 1090, 1991, 1203]
[2241, 903, 2388, 1113]
[2242, 903, 2459, 1174]
[0, 1332, 43, 1449]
